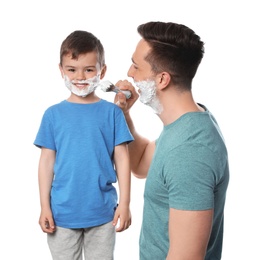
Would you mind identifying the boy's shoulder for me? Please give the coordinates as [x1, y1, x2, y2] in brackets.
[99, 99, 121, 109]
[43, 100, 66, 113]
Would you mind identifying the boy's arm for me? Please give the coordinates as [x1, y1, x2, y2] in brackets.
[112, 143, 131, 232]
[38, 147, 56, 233]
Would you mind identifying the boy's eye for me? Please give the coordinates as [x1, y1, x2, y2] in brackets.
[68, 68, 75, 72]
[85, 68, 94, 72]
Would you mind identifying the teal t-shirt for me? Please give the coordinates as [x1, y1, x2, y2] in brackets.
[139, 105, 229, 260]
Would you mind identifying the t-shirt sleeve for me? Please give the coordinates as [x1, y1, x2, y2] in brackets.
[114, 107, 134, 146]
[34, 109, 56, 150]
[164, 144, 217, 210]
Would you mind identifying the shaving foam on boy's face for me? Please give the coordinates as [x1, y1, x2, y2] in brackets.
[134, 79, 163, 114]
[64, 74, 101, 97]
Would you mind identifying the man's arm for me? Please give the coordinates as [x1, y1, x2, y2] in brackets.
[115, 80, 155, 178]
[124, 111, 155, 178]
[167, 208, 213, 260]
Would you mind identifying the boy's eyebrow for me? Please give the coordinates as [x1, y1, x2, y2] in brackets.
[64, 65, 97, 69]
[64, 65, 75, 68]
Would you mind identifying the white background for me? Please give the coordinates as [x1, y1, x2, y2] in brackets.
[0, 0, 262, 259]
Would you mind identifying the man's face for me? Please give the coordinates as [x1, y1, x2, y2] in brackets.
[127, 39, 154, 82]
[127, 39, 163, 114]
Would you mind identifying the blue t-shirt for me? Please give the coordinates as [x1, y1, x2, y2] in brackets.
[139, 105, 229, 260]
[34, 99, 134, 228]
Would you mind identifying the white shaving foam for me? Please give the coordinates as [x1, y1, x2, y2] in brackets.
[64, 74, 100, 97]
[134, 79, 163, 114]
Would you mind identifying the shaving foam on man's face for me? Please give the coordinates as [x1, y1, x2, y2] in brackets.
[134, 79, 163, 114]
[64, 74, 100, 97]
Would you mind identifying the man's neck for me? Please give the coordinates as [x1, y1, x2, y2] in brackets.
[159, 91, 203, 125]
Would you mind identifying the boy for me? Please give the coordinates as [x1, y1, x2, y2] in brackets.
[34, 30, 133, 260]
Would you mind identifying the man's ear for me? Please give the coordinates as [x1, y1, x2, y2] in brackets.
[157, 72, 171, 90]
[59, 64, 64, 78]
[100, 65, 107, 79]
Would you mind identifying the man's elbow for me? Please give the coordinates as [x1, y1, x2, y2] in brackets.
[132, 170, 147, 179]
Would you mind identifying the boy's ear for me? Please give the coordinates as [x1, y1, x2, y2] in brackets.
[157, 72, 171, 90]
[58, 64, 64, 78]
[100, 65, 107, 79]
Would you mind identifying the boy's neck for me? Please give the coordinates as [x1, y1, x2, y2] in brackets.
[67, 93, 100, 104]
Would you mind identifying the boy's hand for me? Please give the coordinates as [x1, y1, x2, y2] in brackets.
[39, 209, 56, 233]
[112, 204, 132, 232]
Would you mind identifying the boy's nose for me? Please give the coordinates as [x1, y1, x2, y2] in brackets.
[76, 71, 85, 80]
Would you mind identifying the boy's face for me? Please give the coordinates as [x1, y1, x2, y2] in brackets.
[60, 51, 101, 81]
[59, 51, 106, 97]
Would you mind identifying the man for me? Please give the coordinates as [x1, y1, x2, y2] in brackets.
[115, 21, 229, 260]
